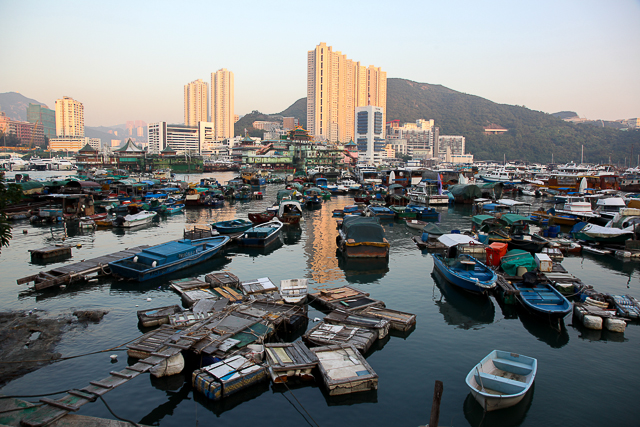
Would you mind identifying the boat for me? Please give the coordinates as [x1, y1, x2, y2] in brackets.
[336, 216, 390, 258]
[508, 233, 549, 253]
[571, 222, 634, 244]
[406, 205, 440, 221]
[479, 168, 522, 183]
[113, 210, 157, 228]
[423, 223, 448, 237]
[431, 253, 497, 294]
[465, 350, 537, 411]
[389, 205, 416, 219]
[512, 279, 572, 319]
[211, 218, 254, 234]
[606, 294, 640, 319]
[363, 205, 395, 219]
[108, 236, 230, 281]
[192, 355, 268, 401]
[238, 219, 284, 247]
[164, 203, 185, 214]
[137, 305, 183, 327]
[406, 219, 428, 231]
[277, 200, 303, 225]
[302, 187, 324, 207]
[248, 209, 276, 224]
[279, 278, 308, 304]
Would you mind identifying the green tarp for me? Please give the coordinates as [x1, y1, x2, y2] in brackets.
[342, 216, 386, 243]
[500, 249, 537, 276]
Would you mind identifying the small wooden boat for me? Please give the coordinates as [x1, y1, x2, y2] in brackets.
[423, 223, 447, 237]
[512, 280, 572, 319]
[109, 236, 230, 281]
[277, 200, 303, 225]
[279, 278, 308, 304]
[164, 203, 185, 214]
[238, 219, 284, 247]
[465, 349, 537, 411]
[248, 209, 276, 224]
[95, 218, 113, 228]
[265, 341, 319, 383]
[113, 210, 157, 228]
[137, 305, 183, 327]
[211, 218, 253, 234]
[336, 216, 390, 258]
[389, 205, 416, 219]
[406, 219, 427, 231]
[406, 205, 440, 221]
[431, 253, 497, 294]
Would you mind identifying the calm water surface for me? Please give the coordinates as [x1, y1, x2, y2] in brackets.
[1, 171, 639, 427]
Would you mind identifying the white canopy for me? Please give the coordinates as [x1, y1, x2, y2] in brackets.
[437, 234, 481, 248]
[497, 198, 531, 206]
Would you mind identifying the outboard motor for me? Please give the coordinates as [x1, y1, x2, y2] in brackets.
[114, 216, 125, 227]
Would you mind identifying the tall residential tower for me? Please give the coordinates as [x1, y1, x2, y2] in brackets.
[211, 69, 234, 139]
[184, 79, 209, 126]
[55, 96, 84, 137]
[307, 42, 387, 142]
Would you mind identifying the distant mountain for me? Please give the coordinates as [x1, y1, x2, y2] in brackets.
[278, 98, 306, 128]
[0, 92, 48, 121]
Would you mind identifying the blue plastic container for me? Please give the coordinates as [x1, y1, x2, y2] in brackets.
[548, 225, 560, 238]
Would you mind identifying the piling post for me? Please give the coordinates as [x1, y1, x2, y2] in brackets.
[429, 380, 443, 427]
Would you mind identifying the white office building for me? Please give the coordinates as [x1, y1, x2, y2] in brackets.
[354, 106, 385, 164]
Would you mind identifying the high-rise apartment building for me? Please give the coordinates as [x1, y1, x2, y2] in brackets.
[211, 69, 234, 139]
[184, 79, 209, 126]
[55, 96, 84, 137]
[27, 103, 56, 139]
[307, 42, 387, 142]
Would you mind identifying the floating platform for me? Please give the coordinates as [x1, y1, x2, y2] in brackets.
[356, 306, 417, 332]
[309, 285, 383, 311]
[265, 341, 319, 383]
[323, 309, 390, 339]
[18, 246, 149, 290]
[137, 305, 183, 328]
[311, 344, 378, 396]
[303, 321, 378, 353]
[192, 355, 268, 401]
[205, 271, 240, 288]
[28, 245, 73, 261]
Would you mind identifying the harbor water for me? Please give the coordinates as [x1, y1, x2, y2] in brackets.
[1, 171, 639, 427]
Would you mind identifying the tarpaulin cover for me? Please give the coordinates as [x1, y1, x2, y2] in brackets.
[500, 249, 537, 276]
[448, 184, 482, 199]
[342, 216, 386, 243]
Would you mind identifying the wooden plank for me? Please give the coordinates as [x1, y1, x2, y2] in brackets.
[38, 398, 80, 412]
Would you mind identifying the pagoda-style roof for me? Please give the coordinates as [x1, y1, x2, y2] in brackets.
[161, 145, 177, 154]
[78, 143, 98, 153]
[114, 139, 145, 153]
[288, 126, 311, 141]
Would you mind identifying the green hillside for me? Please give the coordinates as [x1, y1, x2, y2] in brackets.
[278, 98, 306, 128]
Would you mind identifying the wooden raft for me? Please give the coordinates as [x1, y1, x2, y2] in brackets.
[17, 246, 149, 290]
[29, 245, 72, 261]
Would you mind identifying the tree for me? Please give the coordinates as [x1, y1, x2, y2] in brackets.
[0, 173, 23, 253]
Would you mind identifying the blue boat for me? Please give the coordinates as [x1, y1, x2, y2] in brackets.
[238, 219, 284, 247]
[465, 350, 537, 411]
[108, 236, 230, 281]
[406, 205, 440, 221]
[431, 253, 497, 294]
[165, 203, 185, 215]
[364, 205, 395, 219]
[211, 219, 253, 234]
[512, 280, 572, 319]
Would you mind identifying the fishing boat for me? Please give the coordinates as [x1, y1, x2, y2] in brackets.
[431, 253, 497, 294]
[406, 205, 440, 221]
[363, 205, 395, 219]
[211, 219, 254, 234]
[465, 350, 537, 411]
[279, 278, 308, 304]
[238, 219, 284, 247]
[303, 187, 325, 208]
[406, 219, 427, 231]
[389, 205, 416, 219]
[336, 215, 390, 258]
[108, 236, 230, 281]
[508, 233, 549, 253]
[277, 200, 303, 225]
[113, 210, 157, 228]
[570, 222, 634, 244]
[248, 209, 276, 224]
[512, 279, 572, 319]
[164, 203, 185, 215]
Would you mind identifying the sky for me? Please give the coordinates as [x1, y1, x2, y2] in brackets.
[1, 0, 639, 127]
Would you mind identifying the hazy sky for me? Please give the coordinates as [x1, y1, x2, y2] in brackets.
[1, 0, 639, 126]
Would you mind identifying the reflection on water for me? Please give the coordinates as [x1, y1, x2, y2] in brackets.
[518, 308, 569, 348]
[282, 226, 302, 245]
[431, 271, 495, 329]
[572, 322, 628, 343]
[463, 382, 535, 427]
[192, 378, 271, 416]
[337, 251, 390, 283]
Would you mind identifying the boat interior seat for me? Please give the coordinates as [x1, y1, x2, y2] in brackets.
[475, 372, 526, 395]
[493, 358, 533, 375]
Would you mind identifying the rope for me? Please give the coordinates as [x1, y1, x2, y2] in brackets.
[282, 380, 321, 427]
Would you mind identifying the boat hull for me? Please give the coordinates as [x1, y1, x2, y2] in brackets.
[109, 236, 230, 281]
[513, 282, 572, 319]
[431, 254, 497, 294]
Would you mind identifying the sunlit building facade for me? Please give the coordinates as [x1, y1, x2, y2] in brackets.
[307, 42, 387, 143]
[55, 96, 84, 137]
[184, 79, 209, 126]
[212, 69, 234, 140]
